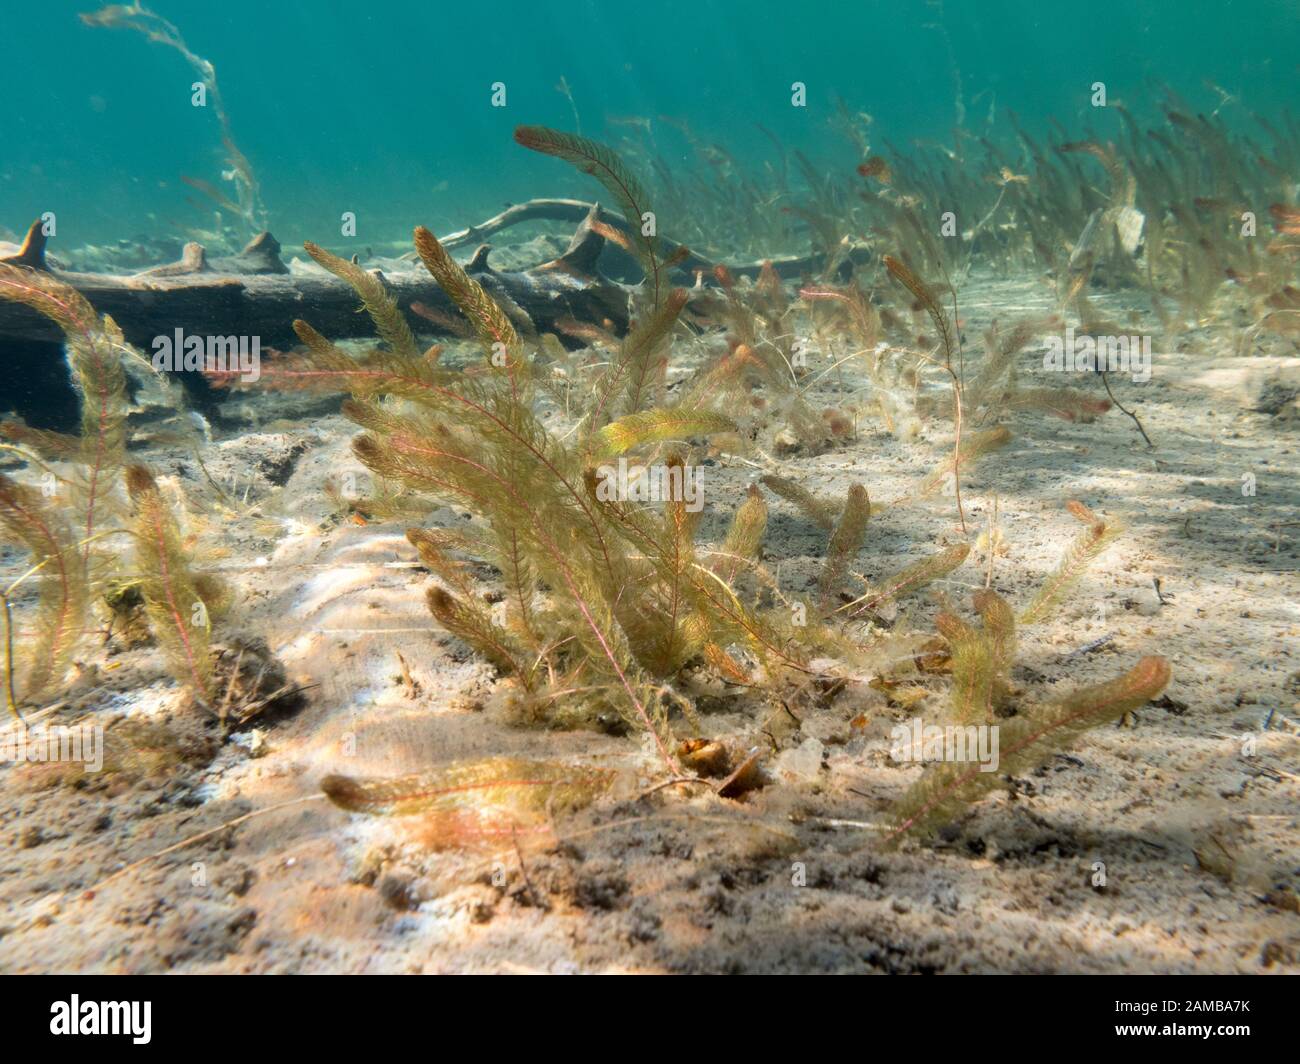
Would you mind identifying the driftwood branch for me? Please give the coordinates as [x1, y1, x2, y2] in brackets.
[430, 198, 870, 282]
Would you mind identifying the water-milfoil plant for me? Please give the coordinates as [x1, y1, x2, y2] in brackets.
[210, 228, 816, 771]
[125, 465, 224, 708]
[0, 261, 244, 714]
[0, 474, 88, 709]
[0, 263, 128, 571]
[321, 757, 616, 849]
[888, 656, 1171, 843]
[886, 499, 1161, 840]
[200, 129, 1174, 846]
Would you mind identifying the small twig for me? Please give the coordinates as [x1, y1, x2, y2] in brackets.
[1099, 369, 1153, 448]
[510, 823, 542, 906]
[636, 776, 714, 801]
[78, 794, 324, 901]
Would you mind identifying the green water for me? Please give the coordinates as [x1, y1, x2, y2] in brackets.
[2, 0, 1297, 248]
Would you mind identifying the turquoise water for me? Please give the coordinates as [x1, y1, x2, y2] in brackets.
[3, 0, 1297, 248]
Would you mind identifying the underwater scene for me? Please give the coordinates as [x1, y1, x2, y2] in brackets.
[0, 0, 1297, 979]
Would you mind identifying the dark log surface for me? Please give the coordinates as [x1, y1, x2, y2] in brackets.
[0, 204, 869, 426]
[0, 263, 635, 349]
[0, 200, 869, 348]
[0, 214, 632, 349]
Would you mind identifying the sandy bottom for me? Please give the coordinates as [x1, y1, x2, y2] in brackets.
[1, 274, 1297, 974]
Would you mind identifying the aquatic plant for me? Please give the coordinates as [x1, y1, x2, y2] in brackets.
[0, 265, 132, 711]
[679, 320, 832, 455]
[321, 757, 615, 848]
[934, 588, 1015, 725]
[1019, 500, 1123, 626]
[0, 474, 88, 710]
[0, 264, 128, 570]
[819, 483, 871, 599]
[887, 656, 1171, 842]
[514, 125, 670, 309]
[0, 262, 245, 714]
[881, 254, 967, 530]
[211, 226, 818, 769]
[198, 126, 1178, 858]
[207, 132, 1018, 776]
[759, 475, 837, 532]
[916, 426, 1011, 498]
[125, 465, 223, 707]
[885, 499, 1155, 840]
[841, 543, 972, 620]
[81, 2, 267, 235]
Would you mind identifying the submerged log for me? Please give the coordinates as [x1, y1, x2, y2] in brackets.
[0, 201, 869, 347]
[0, 214, 631, 350]
[0, 211, 632, 421]
[0, 205, 870, 425]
